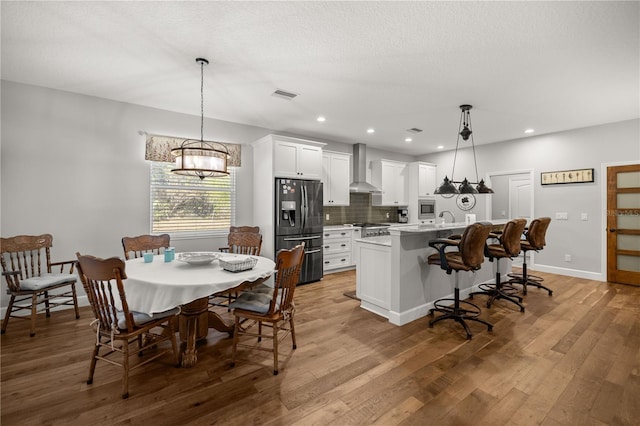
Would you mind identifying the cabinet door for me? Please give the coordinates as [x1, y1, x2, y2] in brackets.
[329, 154, 350, 205]
[418, 164, 437, 196]
[380, 161, 397, 205]
[297, 144, 322, 179]
[395, 162, 408, 205]
[322, 154, 331, 205]
[274, 141, 299, 178]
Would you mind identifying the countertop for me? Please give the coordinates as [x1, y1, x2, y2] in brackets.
[389, 219, 509, 234]
[353, 235, 392, 247]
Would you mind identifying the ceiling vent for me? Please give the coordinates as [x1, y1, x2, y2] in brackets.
[272, 89, 299, 100]
[407, 128, 423, 133]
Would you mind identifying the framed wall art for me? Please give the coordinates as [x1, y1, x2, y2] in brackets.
[541, 168, 594, 185]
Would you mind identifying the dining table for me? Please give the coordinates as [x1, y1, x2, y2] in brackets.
[124, 252, 275, 367]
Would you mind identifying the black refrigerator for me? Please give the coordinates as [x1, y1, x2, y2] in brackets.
[274, 178, 323, 284]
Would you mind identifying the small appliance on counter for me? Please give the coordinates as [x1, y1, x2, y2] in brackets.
[398, 208, 408, 223]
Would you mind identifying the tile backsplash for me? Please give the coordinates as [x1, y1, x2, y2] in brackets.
[323, 193, 400, 225]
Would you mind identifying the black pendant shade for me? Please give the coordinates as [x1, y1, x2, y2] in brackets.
[434, 104, 493, 195]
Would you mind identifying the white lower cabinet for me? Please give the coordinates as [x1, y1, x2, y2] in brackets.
[323, 227, 355, 272]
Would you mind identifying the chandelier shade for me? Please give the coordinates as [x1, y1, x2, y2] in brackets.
[171, 58, 229, 180]
[434, 104, 493, 195]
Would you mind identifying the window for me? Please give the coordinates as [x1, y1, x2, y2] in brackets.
[150, 162, 235, 236]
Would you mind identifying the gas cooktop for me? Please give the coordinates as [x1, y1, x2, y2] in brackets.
[350, 223, 389, 227]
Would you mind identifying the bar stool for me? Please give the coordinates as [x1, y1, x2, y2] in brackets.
[508, 217, 553, 295]
[470, 218, 527, 312]
[427, 222, 494, 340]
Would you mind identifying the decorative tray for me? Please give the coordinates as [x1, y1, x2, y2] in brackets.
[219, 256, 258, 272]
[176, 252, 221, 265]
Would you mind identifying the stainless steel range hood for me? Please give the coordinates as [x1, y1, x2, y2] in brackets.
[349, 143, 382, 193]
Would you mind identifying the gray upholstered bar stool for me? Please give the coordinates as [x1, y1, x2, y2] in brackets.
[427, 222, 494, 340]
[470, 218, 527, 312]
[508, 217, 553, 295]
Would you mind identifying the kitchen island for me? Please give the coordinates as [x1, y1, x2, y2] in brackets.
[353, 221, 510, 326]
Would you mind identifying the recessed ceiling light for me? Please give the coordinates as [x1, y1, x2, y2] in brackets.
[405, 137, 412, 143]
[367, 128, 375, 134]
[524, 128, 535, 134]
[317, 116, 326, 122]
[437, 145, 444, 150]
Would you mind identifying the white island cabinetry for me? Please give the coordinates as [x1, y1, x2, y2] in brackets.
[354, 236, 391, 318]
[354, 222, 510, 326]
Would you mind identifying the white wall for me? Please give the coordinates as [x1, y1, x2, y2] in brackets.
[418, 119, 640, 279]
[0, 81, 281, 308]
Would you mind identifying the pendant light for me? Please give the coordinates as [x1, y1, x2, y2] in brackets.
[171, 58, 229, 180]
[434, 104, 494, 195]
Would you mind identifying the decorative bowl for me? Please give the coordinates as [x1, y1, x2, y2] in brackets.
[176, 252, 221, 266]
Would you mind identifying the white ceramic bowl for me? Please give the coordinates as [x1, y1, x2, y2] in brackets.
[176, 252, 221, 265]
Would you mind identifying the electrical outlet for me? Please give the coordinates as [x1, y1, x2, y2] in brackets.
[386, 212, 390, 219]
[325, 213, 330, 220]
[565, 254, 572, 262]
[556, 212, 568, 220]
[581, 213, 588, 221]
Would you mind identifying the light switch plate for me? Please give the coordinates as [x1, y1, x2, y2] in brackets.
[581, 213, 588, 221]
[556, 212, 568, 220]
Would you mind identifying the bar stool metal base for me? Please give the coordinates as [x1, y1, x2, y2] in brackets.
[507, 256, 553, 296]
[470, 270, 525, 312]
[429, 287, 494, 340]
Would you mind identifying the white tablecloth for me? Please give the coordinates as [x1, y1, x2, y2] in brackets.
[124, 254, 275, 315]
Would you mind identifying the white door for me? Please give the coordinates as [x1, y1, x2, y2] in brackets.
[509, 177, 531, 266]
[509, 177, 531, 220]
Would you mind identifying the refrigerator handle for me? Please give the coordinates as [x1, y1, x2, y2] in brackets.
[301, 183, 307, 231]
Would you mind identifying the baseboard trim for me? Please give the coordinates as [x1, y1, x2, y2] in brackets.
[530, 264, 605, 282]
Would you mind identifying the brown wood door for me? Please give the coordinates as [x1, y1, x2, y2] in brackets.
[607, 164, 640, 285]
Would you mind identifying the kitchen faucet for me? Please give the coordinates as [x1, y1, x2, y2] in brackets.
[439, 210, 456, 223]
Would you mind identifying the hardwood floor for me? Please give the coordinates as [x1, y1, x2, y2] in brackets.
[2, 270, 639, 425]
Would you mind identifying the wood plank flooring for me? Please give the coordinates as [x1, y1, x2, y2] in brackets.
[2, 270, 639, 425]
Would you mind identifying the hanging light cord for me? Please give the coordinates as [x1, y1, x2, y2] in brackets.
[199, 59, 204, 143]
[451, 110, 463, 180]
[467, 109, 480, 183]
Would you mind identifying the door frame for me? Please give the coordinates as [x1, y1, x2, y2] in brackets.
[600, 160, 640, 283]
[486, 169, 534, 220]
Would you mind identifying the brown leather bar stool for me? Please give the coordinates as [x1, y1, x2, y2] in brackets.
[470, 218, 527, 312]
[508, 217, 553, 295]
[427, 222, 494, 340]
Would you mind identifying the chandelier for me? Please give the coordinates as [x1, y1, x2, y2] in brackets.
[434, 104, 493, 195]
[171, 58, 229, 180]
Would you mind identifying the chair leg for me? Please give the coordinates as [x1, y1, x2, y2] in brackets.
[87, 341, 100, 385]
[168, 320, 180, 367]
[1, 295, 15, 334]
[258, 322, 262, 342]
[290, 315, 297, 350]
[122, 339, 130, 399]
[44, 291, 51, 317]
[30, 294, 38, 337]
[72, 283, 80, 319]
[230, 316, 240, 368]
[272, 321, 279, 375]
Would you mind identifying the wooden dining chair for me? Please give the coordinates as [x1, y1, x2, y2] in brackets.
[229, 243, 304, 375]
[1, 234, 80, 337]
[121, 234, 170, 260]
[211, 229, 263, 309]
[76, 253, 180, 399]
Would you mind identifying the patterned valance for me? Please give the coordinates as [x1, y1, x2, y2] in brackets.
[145, 134, 241, 167]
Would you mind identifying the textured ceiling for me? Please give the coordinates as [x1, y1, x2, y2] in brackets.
[2, 1, 638, 154]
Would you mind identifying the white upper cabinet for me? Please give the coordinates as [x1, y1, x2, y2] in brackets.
[274, 140, 323, 179]
[371, 160, 408, 206]
[322, 151, 351, 206]
[416, 162, 437, 197]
